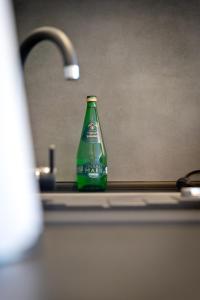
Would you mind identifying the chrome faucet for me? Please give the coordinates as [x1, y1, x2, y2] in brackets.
[20, 26, 80, 190]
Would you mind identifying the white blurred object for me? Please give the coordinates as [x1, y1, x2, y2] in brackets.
[181, 187, 200, 201]
[0, 0, 42, 264]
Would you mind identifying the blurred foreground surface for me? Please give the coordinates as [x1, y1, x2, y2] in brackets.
[1, 222, 200, 300]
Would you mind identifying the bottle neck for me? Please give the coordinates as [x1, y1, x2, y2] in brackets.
[87, 101, 97, 108]
[84, 100, 98, 124]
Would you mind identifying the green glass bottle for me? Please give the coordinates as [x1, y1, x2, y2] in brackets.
[76, 96, 107, 191]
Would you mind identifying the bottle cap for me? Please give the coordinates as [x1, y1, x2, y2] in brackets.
[87, 95, 97, 102]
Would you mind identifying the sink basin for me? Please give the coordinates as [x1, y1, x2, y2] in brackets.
[41, 192, 200, 224]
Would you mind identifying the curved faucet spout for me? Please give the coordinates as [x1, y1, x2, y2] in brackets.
[20, 26, 79, 80]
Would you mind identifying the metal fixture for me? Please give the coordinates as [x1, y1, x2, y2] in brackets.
[20, 26, 80, 190]
[176, 170, 200, 190]
[35, 145, 56, 191]
[20, 26, 79, 79]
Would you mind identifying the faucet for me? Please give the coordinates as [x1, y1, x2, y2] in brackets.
[20, 26, 80, 190]
[20, 26, 79, 79]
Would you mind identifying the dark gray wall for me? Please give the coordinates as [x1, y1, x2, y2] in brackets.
[14, 0, 200, 181]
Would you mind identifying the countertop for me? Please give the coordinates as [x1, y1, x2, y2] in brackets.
[1, 191, 200, 300]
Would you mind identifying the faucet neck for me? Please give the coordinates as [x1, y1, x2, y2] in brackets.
[20, 26, 79, 80]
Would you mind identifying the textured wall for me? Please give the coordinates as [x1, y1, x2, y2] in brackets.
[14, 0, 200, 181]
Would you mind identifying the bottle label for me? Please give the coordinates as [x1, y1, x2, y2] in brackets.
[82, 122, 100, 143]
[77, 163, 107, 178]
